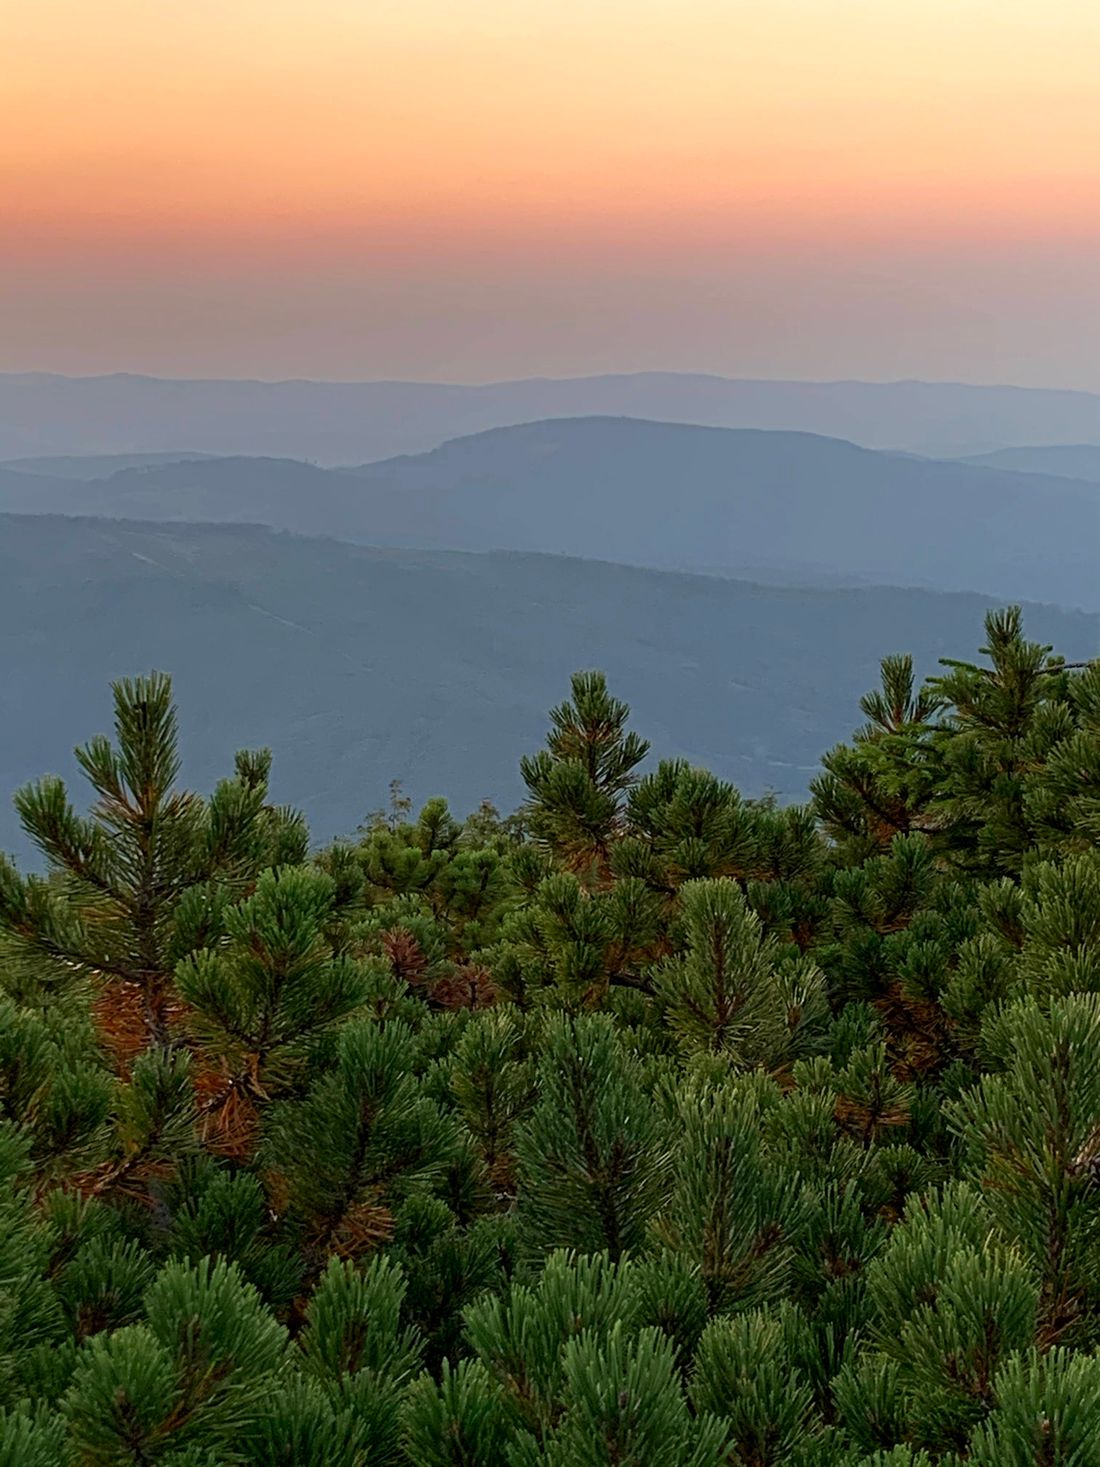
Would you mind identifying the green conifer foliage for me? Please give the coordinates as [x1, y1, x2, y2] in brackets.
[537, 1321, 728, 1467]
[2, 612, 1100, 1461]
[1011, 853, 1100, 997]
[0, 1409, 69, 1467]
[813, 654, 943, 860]
[463, 1249, 636, 1439]
[448, 1007, 536, 1192]
[966, 1347, 1100, 1466]
[654, 877, 827, 1067]
[496, 868, 664, 1008]
[515, 1015, 666, 1261]
[401, 1358, 520, 1467]
[520, 671, 650, 875]
[929, 607, 1072, 876]
[0, 674, 304, 1052]
[62, 1257, 287, 1463]
[176, 866, 369, 1157]
[691, 1307, 820, 1465]
[1030, 661, 1100, 856]
[627, 760, 755, 886]
[262, 1019, 457, 1267]
[948, 994, 1100, 1343]
[297, 1254, 421, 1463]
[654, 1077, 798, 1315]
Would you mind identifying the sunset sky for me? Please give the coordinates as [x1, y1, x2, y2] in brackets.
[4, 1, 1100, 385]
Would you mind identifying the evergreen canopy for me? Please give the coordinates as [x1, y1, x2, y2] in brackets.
[3, 615, 1100, 1464]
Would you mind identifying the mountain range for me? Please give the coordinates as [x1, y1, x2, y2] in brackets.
[1, 450, 218, 479]
[5, 512, 1098, 860]
[7, 373, 1100, 856]
[959, 444, 1100, 482]
[7, 370, 1100, 462]
[3, 417, 1099, 609]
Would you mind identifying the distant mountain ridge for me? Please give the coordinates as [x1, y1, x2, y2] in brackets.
[958, 444, 1100, 483]
[7, 370, 1100, 461]
[0, 450, 217, 479]
[4, 511, 1099, 861]
[4, 416, 1100, 610]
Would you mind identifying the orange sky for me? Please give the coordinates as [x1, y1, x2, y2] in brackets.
[4, 1, 1100, 381]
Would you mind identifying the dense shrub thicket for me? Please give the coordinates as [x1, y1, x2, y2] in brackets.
[4, 606, 1100, 1464]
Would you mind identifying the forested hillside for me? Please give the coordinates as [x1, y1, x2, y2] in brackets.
[959, 443, 1100, 483]
[5, 420, 1100, 606]
[6, 513, 1100, 858]
[4, 607, 1100, 1462]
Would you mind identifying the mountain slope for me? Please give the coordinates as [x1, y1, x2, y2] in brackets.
[7, 370, 1100, 461]
[0, 456, 347, 529]
[3, 513, 1098, 859]
[959, 444, 1100, 482]
[6, 418, 1094, 608]
[0, 450, 217, 479]
[340, 418, 1100, 607]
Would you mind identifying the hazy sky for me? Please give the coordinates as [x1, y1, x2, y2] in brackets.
[5, 1, 1100, 386]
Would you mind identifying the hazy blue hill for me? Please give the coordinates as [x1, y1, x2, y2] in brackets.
[5, 419, 1100, 609]
[3, 513, 1098, 860]
[0, 456, 358, 531]
[959, 443, 1100, 482]
[0, 450, 218, 479]
[0, 465, 71, 507]
[333, 418, 1100, 611]
[7, 370, 1100, 462]
[14, 455, 350, 530]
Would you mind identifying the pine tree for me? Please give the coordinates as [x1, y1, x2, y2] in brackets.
[691, 1308, 820, 1465]
[520, 672, 649, 876]
[654, 1076, 799, 1316]
[947, 993, 1100, 1345]
[1029, 660, 1100, 857]
[176, 865, 369, 1158]
[448, 1007, 536, 1193]
[813, 654, 943, 860]
[626, 760, 755, 886]
[261, 1018, 458, 1269]
[653, 877, 828, 1068]
[0, 673, 304, 1054]
[515, 1014, 667, 1261]
[966, 1347, 1100, 1466]
[62, 1256, 288, 1462]
[929, 607, 1071, 876]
